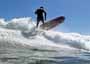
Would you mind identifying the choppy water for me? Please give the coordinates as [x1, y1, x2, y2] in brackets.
[0, 17, 90, 64]
[0, 47, 90, 64]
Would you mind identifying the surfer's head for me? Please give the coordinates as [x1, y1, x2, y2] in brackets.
[40, 6, 44, 9]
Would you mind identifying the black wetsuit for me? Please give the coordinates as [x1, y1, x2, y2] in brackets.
[35, 8, 46, 28]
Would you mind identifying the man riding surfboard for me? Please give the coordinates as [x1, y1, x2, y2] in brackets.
[35, 6, 47, 28]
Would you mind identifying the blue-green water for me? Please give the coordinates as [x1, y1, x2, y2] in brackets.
[0, 47, 90, 64]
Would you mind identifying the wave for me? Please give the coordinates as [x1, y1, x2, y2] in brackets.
[0, 17, 90, 51]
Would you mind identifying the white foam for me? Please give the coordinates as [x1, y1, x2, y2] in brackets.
[0, 17, 90, 51]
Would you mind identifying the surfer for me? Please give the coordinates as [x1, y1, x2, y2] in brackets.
[35, 6, 47, 28]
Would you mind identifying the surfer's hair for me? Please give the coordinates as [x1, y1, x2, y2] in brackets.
[40, 6, 44, 9]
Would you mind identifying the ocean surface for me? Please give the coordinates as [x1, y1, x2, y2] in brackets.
[0, 17, 90, 64]
[0, 46, 90, 64]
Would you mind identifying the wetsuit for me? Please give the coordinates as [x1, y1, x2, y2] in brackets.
[35, 8, 46, 28]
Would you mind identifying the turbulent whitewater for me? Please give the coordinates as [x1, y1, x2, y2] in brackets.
[0, 17, 90, 64]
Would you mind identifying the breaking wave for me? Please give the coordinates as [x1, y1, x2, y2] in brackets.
[0, 17, 90, 51]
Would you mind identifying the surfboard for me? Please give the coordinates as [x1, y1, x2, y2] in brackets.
[40, 16, 65, 30]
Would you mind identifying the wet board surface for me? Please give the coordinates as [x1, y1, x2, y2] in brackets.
[40, 16, 65, 30]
